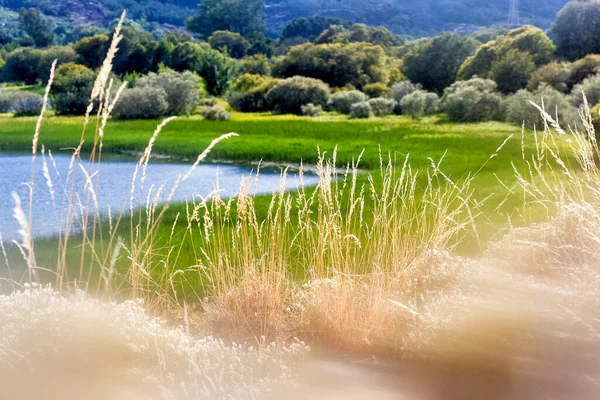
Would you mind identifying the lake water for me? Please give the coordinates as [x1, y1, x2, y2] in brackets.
[0, 153, 319, 241]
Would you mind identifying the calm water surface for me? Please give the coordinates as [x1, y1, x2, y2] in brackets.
[0, 153, 318, 241]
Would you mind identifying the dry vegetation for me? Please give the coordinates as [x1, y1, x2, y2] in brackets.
[2, 11, 600, 399]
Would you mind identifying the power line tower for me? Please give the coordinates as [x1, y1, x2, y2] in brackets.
[508, 0, 520, 28]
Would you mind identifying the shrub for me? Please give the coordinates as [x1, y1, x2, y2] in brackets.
[0, 89, 15, 113]
[10, 92, 43, 117]
[423, 92, 441, 114]
[266, 76, 329, 115]
[240, 54, 271, 76]
[570, 74, 600, 108]
[504, 85, 578, 128]
[389, 81, 422, 104]
[490, 50, 536, 94]
[568, 55, 600, 89]
[442, 77, 502, 122]
[363, 83, 390, 98]
[201, 105, 231, 120]
[350, 101, 371, 119]
[208, 30, 250, 59]
[51, 63, 96, 116]
[367, 97, 395, 117]
[137, 70, 202, 116]
[301, 103, 322, 117]
[227, 74, 279, 112]
[400, 90, 441, 118]
[528, 62, 572, 93]
[328, 90, 367, 114]
[113, 87, 169, 120]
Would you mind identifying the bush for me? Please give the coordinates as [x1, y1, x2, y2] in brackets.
[11, 92, 43, 117]
[266, 76, 329, 115]
[568, 55, 600, 89]
[209, 30, 250, 59]
[201, 105, 231, 121]
[51, 63, 96, 116]
[350, 101, 371, 119]
[504, 85, 578, 128]
[301, 103, 322, 117]
[389, 81, 422, 109]
[113, 87, 169, 120]
[0, 89, 15, 113]
[328, 90, 367, 114]
[400, 90, 440, 118]
[227, 74, 279, 112]
[591, 103, 600, 139]
[137, 70, 202, 116]
[570, 74, 600, 108]
[442, 77, 502, 122]
[528, 62, 572, 93]
[367, 97, 395, 117]
[240, 54, 271, 75]
[363, 83, 390, 98]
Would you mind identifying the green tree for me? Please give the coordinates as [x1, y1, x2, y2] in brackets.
[552, 0, 600, 61]
[185, 0, 265, 39]
[109, 27, 158, 75]
[51, 62, 96, 115]
[209, 30, 250, 59]
[18, 8, 53, 47]
[274, 42, 389, 89]
[401, 33, 478, 93]
[72, 34, 110, 69]
[490, 50, 535, 94]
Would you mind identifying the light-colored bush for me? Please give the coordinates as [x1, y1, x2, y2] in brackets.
[389, 81, 422, 104]
[368, 97, 396, 117]
[201, 105, 232, 121]
[0, 89, 15, 113]
[301, 103, 322, 117]
[137, 70, 201, 116]
[400, 90, 440, 118]
[442, 77, 502, 122]
[504, 84, 578, 128]
[570, 73, 600, 108]
[528, 62, 572, 93]
[350, 101, 372, 119]
[266, 76, 330, 115]
[10, 92, 43, 117]
[113, 86, 169, 120]
[328, 90, 368, 114]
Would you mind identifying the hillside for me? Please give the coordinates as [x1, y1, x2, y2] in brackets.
[0, 0, 571, 37]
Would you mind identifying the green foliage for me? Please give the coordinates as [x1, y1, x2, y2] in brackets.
[389, 81, 422, 113]
[228, 73, 278, 112]
[401, 33, 478, 93]
[240, 54, 271, 76]
[568, 55, 600, 90]
[51, 62, 95, 115]
[0, 46, 77, 84]
[169, 41, 239, 96]
[113, 86, 169, 120]
[458, 25, 555, 93]
[10, 91, 43, 116]
[349, 101, 371, 119]
[367, 97, 395, 116]
[301, 103, 322, 117]
[274, 42, 389, 89]
[399, 91, 426, 119]
[328, 90, 368, 114]
[552, 0, 600, 61]
[266, 76, 330, 115]
[281, 16, 351, 41]
[504, 84, 577, 128]
[71, 34, 110, 69]
[110, 27, 158, 75]
[313, 23, 402, 48]
[136, 69, 202, 116]
[18, 7, 53, 47]
[201, 105, 231, 120]
[209, 31, 250, 59]
[490, 50, 536, 94]
[528, 62, 572, 93]
[363, 83, 390, 98]
[185, 0, 265, 39]
[442, 76, 502, 122]
[570, 74, 600, 108]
